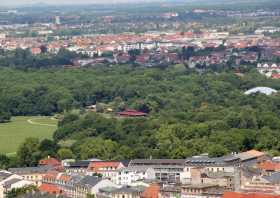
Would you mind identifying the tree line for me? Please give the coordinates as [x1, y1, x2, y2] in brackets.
[0, 64, 280, 167]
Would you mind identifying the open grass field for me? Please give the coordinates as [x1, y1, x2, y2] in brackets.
[0, 116, 57, 155]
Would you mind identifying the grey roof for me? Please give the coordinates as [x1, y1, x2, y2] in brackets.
[68, 160, 91, 168]
[241, 166, 262, 178]
[3, 178, 22, 188]
[117, 166, 153, 172]
[185, 155, 240, 166]
[129, 156, 240, 168]
[63, 175, 102, 190]
[8, 166, 53, 174]
[19, 192, 67, 198]
[129, 159, 185, 166]
[99, 186, 119, 193]
[78, 176, 102, 187]
[181, 184, 218, 189]
[244, 87, 277, 95]
[121, 160, 131, 167]
[0, 171, 12, 180]
[100, 186, 145, 193]
[263, 172, 280, 184]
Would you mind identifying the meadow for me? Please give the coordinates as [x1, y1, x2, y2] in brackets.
[0, 116, 57, 155]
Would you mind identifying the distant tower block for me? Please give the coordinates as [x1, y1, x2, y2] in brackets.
[55, 16, 61, 25]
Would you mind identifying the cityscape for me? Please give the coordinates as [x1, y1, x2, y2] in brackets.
[0, 0, 280, 198]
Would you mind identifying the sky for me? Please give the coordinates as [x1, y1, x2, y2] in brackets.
[0, 0, 163, 6]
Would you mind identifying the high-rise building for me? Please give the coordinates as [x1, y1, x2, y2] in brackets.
[55, 16, 61, 25]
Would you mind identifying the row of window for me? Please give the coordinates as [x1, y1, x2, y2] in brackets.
[22, 175, 40, 180]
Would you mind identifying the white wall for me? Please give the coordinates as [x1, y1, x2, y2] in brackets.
[91, 179, 119, 195]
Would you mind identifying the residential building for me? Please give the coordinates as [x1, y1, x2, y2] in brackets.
[183, 154, 241, 189]
[141, 183, 160, 198]
[181, 184, 224, 198]
[159, 185, 181, 198]
[39, 157, 61, 168]
[0, 171, 33, 198]
[41, 172, 118, 198]
[8, 166, 53, 187]
[98, 186, 145, 198]
[87, 161, 124, 182]
[129, 159, 185, 184]
[116, 166, 156, 185]
[66, 160, 98, 174]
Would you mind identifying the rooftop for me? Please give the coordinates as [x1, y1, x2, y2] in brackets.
[118, 109, 147, 117]
[88, 161, 122, 171]
[185, 155, 240, 166]
[129, 159, 185, 166]
[39, 183, 63, 195]
[244, 87, 277, 96]
[0, 171, 12, 181]
[9, 166, 53, 174]
[39, 157, 61, 167]
[263, 172, 280, 184]
[258, 161, 280, 171]
[100, 185, 145, 193]
[3, 178, 22, 188]
[236, 150, 265, 161]
[222, 192, 280, 198]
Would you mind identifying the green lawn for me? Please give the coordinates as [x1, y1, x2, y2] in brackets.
[0, 116, 57, 155]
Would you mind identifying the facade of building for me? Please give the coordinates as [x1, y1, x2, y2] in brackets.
[99, 186, 145, 198]
[8, 166, 53, 187]
[116, 166, 156, 185]
[181, 184, 224, 198]
[0, 171, 33, 198]
[87, 161, 124, 183]
[129, 159, 185, 184]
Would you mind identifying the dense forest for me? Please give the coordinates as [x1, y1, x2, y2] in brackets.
[0, 64, 280, 167]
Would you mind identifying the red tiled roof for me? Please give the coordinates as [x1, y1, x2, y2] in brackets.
[39, 183, 63, 195]
[142, 184, 160, 198]
[271, 73, 280, 79]
[88, 161, 122, 172]
[39, 157, 61, 167]
[258, 161, 280, 171]
[118, 109, 147, 117]
[42, 171, 59, 180]
[222, 192, 280, 198]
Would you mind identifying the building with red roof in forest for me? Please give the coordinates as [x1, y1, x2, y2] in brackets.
[271, 73, 280, 79]
[39, 157, 61, 168]
[117, 109, 147, 117]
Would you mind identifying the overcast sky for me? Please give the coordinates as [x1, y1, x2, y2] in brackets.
[0, 0, 163, 6]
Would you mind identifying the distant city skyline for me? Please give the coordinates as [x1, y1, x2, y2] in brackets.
[0, 0, 167, 6]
